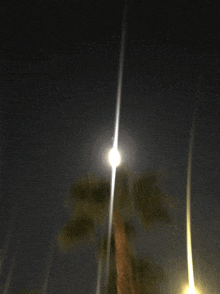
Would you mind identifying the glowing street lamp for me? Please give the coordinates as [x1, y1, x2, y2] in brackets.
[109, 148, 121, 167]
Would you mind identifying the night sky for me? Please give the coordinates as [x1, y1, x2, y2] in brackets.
[1, 0, 220, 293]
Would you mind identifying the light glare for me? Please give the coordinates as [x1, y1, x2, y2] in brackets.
[186, 117, 196, 294]
[109, 148, 121, 167]
[186, 286, 199, 294]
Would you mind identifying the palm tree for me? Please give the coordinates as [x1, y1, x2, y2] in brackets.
[57, 166, 174, 293]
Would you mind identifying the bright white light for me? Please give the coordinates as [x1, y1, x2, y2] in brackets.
[186, 119, 196, 294]
[109, 148, 121, 167]
[186, 286, 199, 294]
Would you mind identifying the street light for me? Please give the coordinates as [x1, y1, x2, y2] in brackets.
[109, 148, 121, 167]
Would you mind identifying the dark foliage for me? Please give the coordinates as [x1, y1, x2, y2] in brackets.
[58, 215, 94, 249]
[133, 173, 172, 229]
[67, 177, 110, 205]
[97, 234, 116, 258]
[65, 216, 94, 238]
[90, 181, 110, 204]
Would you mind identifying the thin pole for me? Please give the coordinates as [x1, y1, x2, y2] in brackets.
[105, 0, 128, 286]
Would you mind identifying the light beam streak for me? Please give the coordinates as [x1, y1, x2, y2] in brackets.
[186, 113, 196, 293]
[105, 0, 128, 287]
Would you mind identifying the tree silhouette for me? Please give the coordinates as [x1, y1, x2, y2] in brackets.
[57, 166, 174, 293]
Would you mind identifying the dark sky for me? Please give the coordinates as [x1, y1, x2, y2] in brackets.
[1, 0, 220, 293]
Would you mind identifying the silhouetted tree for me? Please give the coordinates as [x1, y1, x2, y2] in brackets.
[57, 166, 174, 293]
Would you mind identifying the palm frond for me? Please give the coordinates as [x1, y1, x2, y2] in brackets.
[73, 199, 109, 226]
[65, 175, 110, 225]
[67, 175, 110, 205]
[57, 215, 95, 252]
[133, 171, 172, 230]
[113, 167, 136, 221]
[96, 234, 115, 261]
[123, 220, 136, 240]
[131, 255, 166, 291]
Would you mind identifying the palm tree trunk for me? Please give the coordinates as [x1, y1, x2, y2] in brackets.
[113, 208, 142, 294]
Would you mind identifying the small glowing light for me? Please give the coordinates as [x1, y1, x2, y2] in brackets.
[109, 148, 121, 167]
